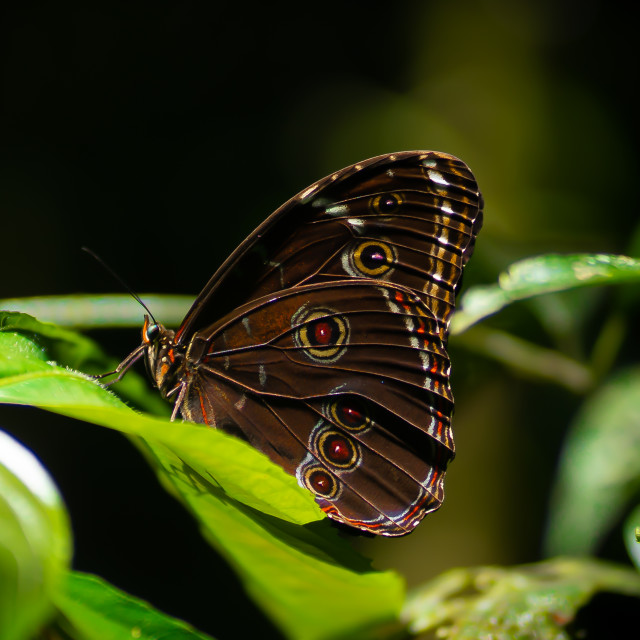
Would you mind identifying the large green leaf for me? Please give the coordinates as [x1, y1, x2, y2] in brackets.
[544, 367, 640, 556]
[0, 312, 405, 639]
[0, 429, 72, 640]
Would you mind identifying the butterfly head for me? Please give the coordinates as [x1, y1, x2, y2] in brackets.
[141, 314, 183, 398]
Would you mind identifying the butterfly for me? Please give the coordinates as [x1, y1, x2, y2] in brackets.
[119, 151, 483, 536]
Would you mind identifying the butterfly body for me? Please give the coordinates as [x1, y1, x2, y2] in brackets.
[139, 151, 483, 536]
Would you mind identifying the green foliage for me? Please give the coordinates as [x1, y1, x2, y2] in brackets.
[453, 253, 640, 334]
[453, 254, 640, 393]
[403, 558, 640, 639]
[1, 251, 640, 639]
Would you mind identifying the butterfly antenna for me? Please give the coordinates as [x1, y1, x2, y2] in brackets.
[81, 247, 158, 324]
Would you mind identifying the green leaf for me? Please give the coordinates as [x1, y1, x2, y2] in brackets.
[0, 429, 72, 640]
[403, 558, 640, 639]
[0, 312, 405, 640]
[544, 367, 640, 556]
[53, 571, 215, 640]
[0, 310, 169, 416]
[453, 253, 640, 333]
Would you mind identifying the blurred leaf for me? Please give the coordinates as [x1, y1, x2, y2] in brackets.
[403, 557, 640, 639]
[53, 571, 214, 640]
[0, 312, 405, 640]
[544, 367, 640, 556]
[0, 295, 193, 329]
[453, 253, 640, 333]
[623, 504, 640, 572]
[0, 430, 72, 640]
[454, 325, 593, 393]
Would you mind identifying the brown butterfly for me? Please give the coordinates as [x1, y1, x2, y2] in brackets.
[117, 151, 483, 536]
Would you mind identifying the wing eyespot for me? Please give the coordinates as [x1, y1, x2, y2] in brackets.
[315, 429, 360, 470]
[292, 306, 350, 363]
[327, 397, 372, 433]
[370, 192, 404, 214]
[348, 239, 396, 278]
[301, 466, 340, 499]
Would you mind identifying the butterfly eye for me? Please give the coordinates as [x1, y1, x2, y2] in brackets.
[142, 324, 160, 343]
[143, 321, 161, 344]
[370, 192, 404, 214]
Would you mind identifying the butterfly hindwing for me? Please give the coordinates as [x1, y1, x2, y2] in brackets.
[180, 281, 454, 535]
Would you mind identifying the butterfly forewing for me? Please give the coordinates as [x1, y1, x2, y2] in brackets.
[148, 151, 482, 536]
[175, 152, 482, 342]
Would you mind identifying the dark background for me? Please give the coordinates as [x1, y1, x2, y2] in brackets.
[2, 2, 639, 638]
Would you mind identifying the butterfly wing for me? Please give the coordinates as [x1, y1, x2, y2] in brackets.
[167, 151, 483, 535]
